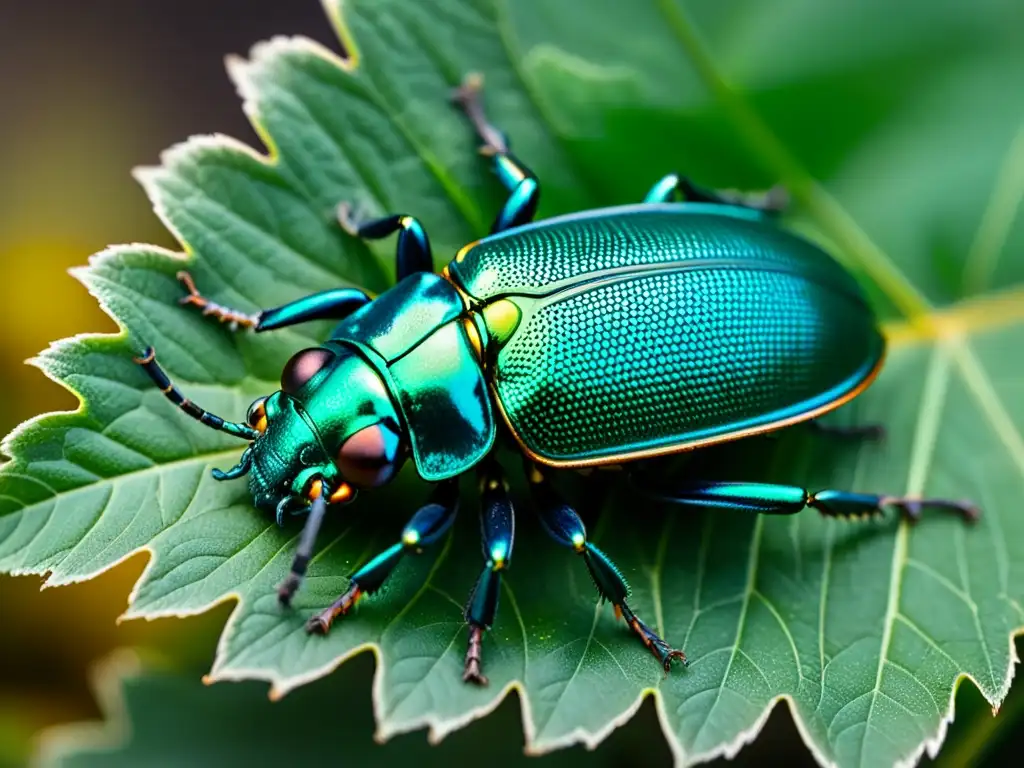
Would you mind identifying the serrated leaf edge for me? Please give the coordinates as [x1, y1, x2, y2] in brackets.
[3, 2, 1023, 766]
[0, 243, 186, 467]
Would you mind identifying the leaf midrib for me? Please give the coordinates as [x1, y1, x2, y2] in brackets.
[852, 344, 949, 767]
[653, 0, 930, 320]
[648, 1, 1024, 762]
[691, 515, 764, 750]
[2, 448, 243, 519]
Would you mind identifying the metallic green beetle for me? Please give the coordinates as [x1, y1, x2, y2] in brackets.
[136, 74, 979, 685]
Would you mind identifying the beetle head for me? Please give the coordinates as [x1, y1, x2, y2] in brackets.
[215, 344, 407, 520]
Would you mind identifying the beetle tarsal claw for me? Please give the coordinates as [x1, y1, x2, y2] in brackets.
[277, 573, 301, 607]
[175, 270, 258, 330]
[961, 503, 982, 523]
[462, 625, 489, 685]
[304, 585, 361, 635]
[449, 71, 484, 106]
[335, 201, 360, 236]
[663, 649, 689, 672]
[462, 664, 488, 686]
[305, 614, 331, 635]
[450, 72, 508, 156]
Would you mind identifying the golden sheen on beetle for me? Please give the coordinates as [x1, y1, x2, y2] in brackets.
[136, 73, 980, 685]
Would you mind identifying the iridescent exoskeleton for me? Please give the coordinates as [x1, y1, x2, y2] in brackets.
[136, 74, 978, 685]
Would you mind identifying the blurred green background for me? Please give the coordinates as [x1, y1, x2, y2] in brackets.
[0, 1, 1021, 766]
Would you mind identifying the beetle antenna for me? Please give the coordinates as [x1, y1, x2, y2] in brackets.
[134, 347, 260, 441]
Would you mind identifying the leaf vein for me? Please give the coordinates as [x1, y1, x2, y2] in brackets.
[752, 589, 802, 681]
[535, 601, 601, 736]
[690, 515, 764, 745]
[962, 121, 1024, 293]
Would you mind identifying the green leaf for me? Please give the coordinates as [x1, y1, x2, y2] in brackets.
[3, 1, 1024, 766]
[32, 651, 652, 768]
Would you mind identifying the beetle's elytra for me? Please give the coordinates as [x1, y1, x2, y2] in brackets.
[136, 73, 979, 685]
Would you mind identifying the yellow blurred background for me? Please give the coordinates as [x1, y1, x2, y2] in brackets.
[1, 2, 1022, 766]
[0, 2, 343, 762]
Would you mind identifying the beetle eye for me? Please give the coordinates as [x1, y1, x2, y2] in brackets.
[246, 398, 268, 432]
[281, 347, 335, 394]
[336, 421, 402, 488]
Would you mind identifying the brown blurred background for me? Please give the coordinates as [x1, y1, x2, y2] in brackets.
[1, 2, 1021, 766]
[0, 2, 340, 762]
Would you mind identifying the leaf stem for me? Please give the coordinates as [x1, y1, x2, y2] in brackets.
[656, 0, 931, 322]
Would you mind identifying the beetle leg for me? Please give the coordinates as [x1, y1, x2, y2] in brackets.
[641, 480, 811, 515]
[641, 480, 980, 524]
[277, 493, 330, 606]
[176, 271, 370, 332]
[810, 490, 980, 524]
[643, 172, 788, 214]
[461, 458, 516, 685]
[176, 271, 259, 331]
[452, 73, 540, 233]
[527, 463, 688, 673]
[304, 480, 459, 633]
[337, 204, 433, 280]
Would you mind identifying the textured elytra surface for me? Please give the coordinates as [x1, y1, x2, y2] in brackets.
[0, 0, 1023, 767]
[450, 206, 867, 300]
[493, 266, 882, 461]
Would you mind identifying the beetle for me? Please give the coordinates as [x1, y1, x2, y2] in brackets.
[135, 73, 979, 685]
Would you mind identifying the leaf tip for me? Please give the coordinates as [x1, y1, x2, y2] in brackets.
[224, 52, 251, 91]
[147, 136, 207, 177]
[223, 51, 263, 142]
[131, 163, 163, 190]
[22, 353, 46, 372]
[319, 0, 358, 68]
